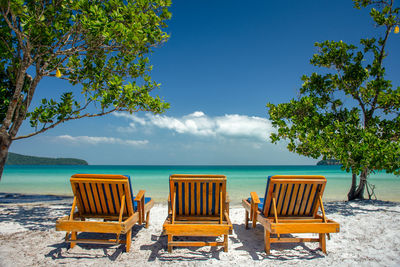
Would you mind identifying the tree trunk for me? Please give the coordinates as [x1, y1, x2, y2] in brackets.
[347, 169, 368, 201]
[0, 131, 12, 180]
[347, 173, 358, 200]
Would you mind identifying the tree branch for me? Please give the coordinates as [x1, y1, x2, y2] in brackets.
[12, 107, 141, 140]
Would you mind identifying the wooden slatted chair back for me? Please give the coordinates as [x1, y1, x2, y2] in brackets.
[70, 174, 134, 217]
[262, 175, 326, 218]
[169, 174, 227, 217]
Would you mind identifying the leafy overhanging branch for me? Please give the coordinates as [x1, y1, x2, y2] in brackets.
[267, 0, 400, 200]
[0, 0, 172, 139]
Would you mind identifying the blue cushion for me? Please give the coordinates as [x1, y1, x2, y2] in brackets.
[262, 176, 272, 214]
[133, 197, 152, 211]
[126, 175, 134, 202]
[247, 197, 265, 211]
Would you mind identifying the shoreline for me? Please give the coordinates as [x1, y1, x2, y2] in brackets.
[2, 191, 400, 206]
[1, 200, 400, 266]
[2, 191, 400, 208]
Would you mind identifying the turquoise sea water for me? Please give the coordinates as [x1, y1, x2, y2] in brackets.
[1, 165, 399, 204]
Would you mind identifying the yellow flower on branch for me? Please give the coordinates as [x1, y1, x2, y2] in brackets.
[395, 25, 399, 34]
[56, 68, 62, 78]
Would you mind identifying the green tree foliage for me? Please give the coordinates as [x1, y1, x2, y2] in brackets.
[267, 0, 399, 200]
[0, 0, 171, 179]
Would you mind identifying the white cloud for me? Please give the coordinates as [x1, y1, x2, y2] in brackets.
[114, 111, 273, 142]
[56, 135, 148, 146]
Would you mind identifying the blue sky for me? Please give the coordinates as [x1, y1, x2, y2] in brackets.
[11, 0, 400, 165]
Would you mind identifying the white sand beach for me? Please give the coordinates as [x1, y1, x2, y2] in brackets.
[0, 200, 400, 266]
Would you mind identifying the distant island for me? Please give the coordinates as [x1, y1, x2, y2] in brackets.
[6, 152, 88, 165]
[316, 159, 341, 166]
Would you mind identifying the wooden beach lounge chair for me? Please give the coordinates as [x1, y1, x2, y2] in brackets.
[163, 174, 233, 252]
[55, 174, 154, 252]
[242, 175, 339, 254]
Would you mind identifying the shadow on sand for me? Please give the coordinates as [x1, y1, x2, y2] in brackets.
[1, 199, 399, 262]
[324, 199, 400, 216]
[141, 235, 225, 262]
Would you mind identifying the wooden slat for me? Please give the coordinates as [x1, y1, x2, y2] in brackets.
[169, 179, 174, 214]
[124, 183, 134, 215]
[70, 178, 129, 184]
[72, 184, 84, 216]
[74, 213, 129, 220]
[264, 185, 274, 217]
[293, 184, 305, 215]
[185, 182, 189, 215]
[86, 183, 97, 214]
[299, 184, 312, 215]
[56, 219, 122, 233]
[122, 184, 128, 215]
[272, 194, 278, 222]
[178, 182, 183, 216]
[78, 183, 90, 213]
[196, 182, 201, 215]
[319, 194, 327, 222]
[270, 238, 319, 243]
[267, 218, 325, 223]
[91, 183, 102, 214]
[111, 184, 121, 214]
[104, 183, 115, 214]
[163, 224, 231, 236]
[281, 184, 293, 216]
[305, 184, 318, 215]
[169, 241, 224, 247]
[118, 194, 126, 223]
[219, 189, 223, 224]
[287, 184, 299, 216]
[276, 184, 286, 215]
[92, 183, 107, 214]
[71, 174, 129, 179]
[270, 221, 340, 234]
[175, 215, 223, 224]
[222, 181, 227, 214]
[65, 238, 125, 245]
[170, 174, 226, 180]
[215, 183, 220, 215]
[312, 185, 323, 216]
[202, 182, 207, 215]
[96, 183, 108, 214]
[190, 182, 195, 215]
[172, 187, 176, 224]
[208, 182, 213, 215]
[173, 182, 177, 216]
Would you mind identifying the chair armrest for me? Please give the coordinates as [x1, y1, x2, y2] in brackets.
[225, 194, 230, 215]
[134, 190, 145, 201]
[135, 190, 145, 224]
[224, 211, 232, 226]
[250, 192, 260, 204]
[249, 192, 260, 228]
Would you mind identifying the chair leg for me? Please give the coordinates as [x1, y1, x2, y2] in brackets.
[167, 235, 173, 253]
[223, 234, 228, 252]
[245, 210, 249, 229]
[70, 232, 77, 249]
[319, 233, 326, 254]
[138, 202, 143, 225]
[264, 229, 270, 254]
[145, 211, 150, 228]
[252, 212, 257, 229]
[126, 230, 132, 252]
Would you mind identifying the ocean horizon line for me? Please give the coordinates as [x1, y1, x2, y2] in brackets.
[5, 164, 323, 167]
